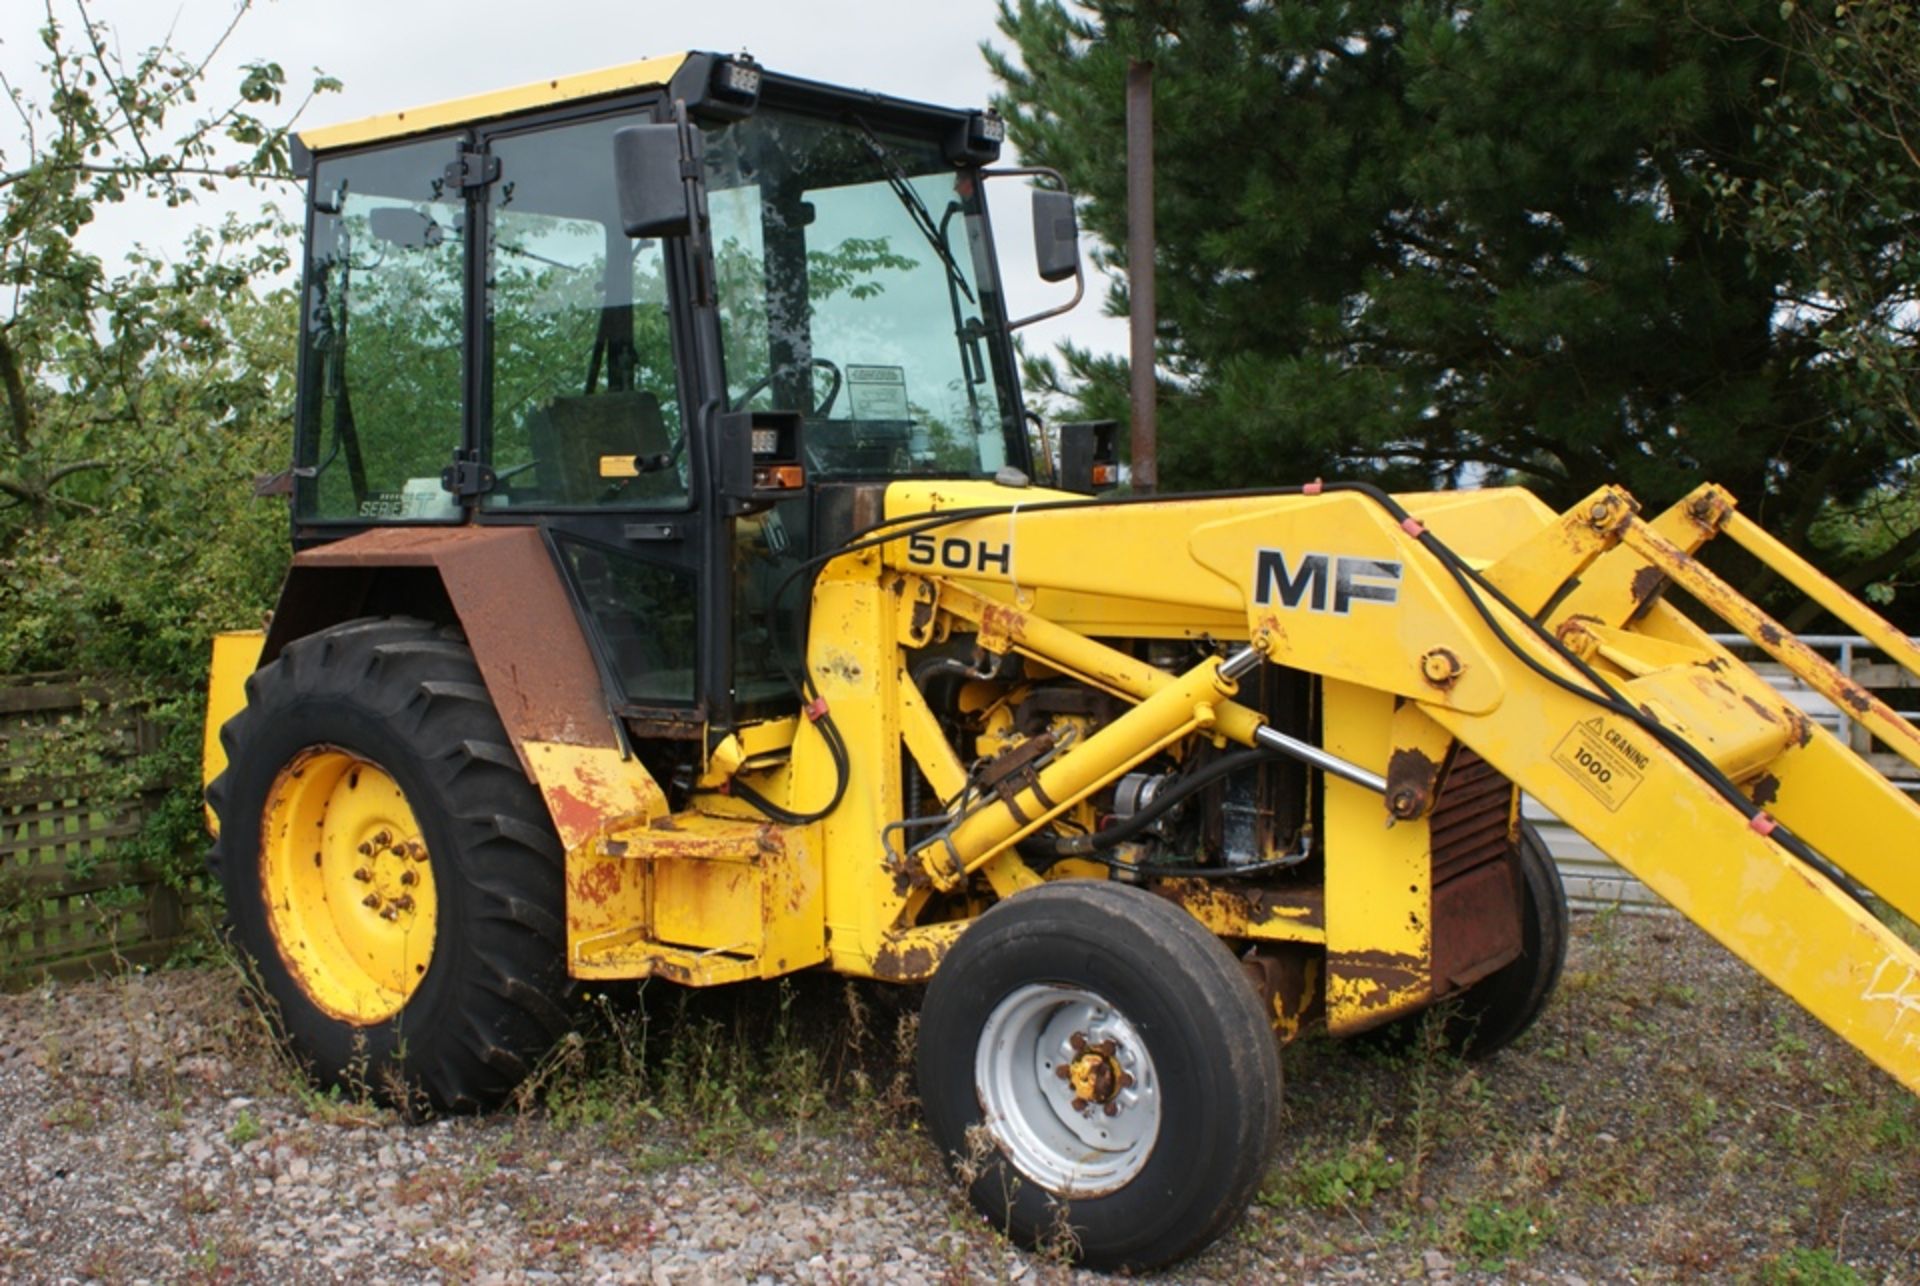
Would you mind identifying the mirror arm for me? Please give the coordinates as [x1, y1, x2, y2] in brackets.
[980, 165, 1071, 188]
[980, 166, 1084, 330]
[1006, 259, 1084, 331]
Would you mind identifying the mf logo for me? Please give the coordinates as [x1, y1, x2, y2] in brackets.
[1252, 549, 1403, 614]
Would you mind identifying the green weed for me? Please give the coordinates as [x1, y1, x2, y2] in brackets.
[1457, 1200, 1549, 1270]
[1263, 1139, 1406, 1212]
[225, 1107, 260, 1146]
[1759, 1247, 1864, 1286]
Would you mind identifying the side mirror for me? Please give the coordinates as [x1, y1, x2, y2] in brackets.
[613, 125, 694, 239]
[1032, 189, 1080, 284]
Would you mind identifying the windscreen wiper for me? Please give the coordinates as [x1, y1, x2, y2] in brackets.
[847, 115, 975, 306]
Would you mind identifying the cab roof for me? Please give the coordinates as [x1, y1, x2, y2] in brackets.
[297, 52, 690, 155]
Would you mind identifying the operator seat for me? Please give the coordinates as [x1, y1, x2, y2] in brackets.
[524, 389, 683, 506]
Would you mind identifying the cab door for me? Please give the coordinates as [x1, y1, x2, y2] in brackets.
[474, 105, 719, 752]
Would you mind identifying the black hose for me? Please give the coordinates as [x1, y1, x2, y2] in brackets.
[1316, 481, 1876, 911]
[1034, 747, 1280, 857]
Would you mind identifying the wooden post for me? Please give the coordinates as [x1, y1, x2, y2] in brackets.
[1126, 57, 1158, 495]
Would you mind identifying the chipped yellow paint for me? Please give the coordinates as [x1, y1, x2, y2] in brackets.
[1323, 680, 1434, 1033]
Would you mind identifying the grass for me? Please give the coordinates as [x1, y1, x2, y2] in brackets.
[6, 910, 1918, 1281]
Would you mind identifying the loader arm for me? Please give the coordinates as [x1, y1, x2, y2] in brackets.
[852, 478, 1920, 1096]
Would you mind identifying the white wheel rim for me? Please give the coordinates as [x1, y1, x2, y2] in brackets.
[974, 983, 1161, 1197]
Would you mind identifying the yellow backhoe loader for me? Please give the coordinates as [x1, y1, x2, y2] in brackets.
[203, 52, 1920, 1269]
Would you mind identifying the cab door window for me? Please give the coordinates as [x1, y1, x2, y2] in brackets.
[295, 136, 467, 522]
[484, 114, 688, 510]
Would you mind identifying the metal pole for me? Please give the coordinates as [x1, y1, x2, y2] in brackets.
[1126, 58, 1158, 495]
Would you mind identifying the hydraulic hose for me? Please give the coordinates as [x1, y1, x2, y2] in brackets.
[1033, 747, 1279, 858]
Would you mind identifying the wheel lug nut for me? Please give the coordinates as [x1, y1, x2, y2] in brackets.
[1053, 1064, 1071, 1080]
[393, 894, 414, 912]
[357, 842, 372, 857]
[1069, 1033, 1087, 1053]
[1102, 1102, 1119, 1117]
[1120, 1072, 1135, 1088]
[399, 870, 417, 887]
[362, 894, 381, 909]
[1069, 1097, 1088, 1112]
[380, 905, 400, 921]
[353, 867, 373, 883]
[372, 830, 392, 847]
[390, 846, 407, 858]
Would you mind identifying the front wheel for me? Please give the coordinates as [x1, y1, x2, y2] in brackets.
[918, 881, 1282, 1270]
[208, 617, 570, 1113]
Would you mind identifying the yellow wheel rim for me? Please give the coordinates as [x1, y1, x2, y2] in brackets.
[259, 747, 439, 1024]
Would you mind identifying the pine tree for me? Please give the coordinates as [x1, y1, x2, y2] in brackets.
[990, 1, 1915, 598]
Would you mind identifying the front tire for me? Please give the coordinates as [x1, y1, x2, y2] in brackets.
[918, 881, 1282, 1270]
[208, 617, 569, 1112]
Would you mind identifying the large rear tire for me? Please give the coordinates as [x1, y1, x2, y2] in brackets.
[1367, 822, 1568, 1059]
[208, 617, 569, 1113]
[1448, 821, 1569, 1058]
[917, 881, 1282, 1270]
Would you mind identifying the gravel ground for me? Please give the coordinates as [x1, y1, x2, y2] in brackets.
[1, 911, 1917, 1284]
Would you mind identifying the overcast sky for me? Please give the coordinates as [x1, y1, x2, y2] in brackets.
[1, 0, 1126, 363]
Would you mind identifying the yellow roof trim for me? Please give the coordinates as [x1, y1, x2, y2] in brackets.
[299, 52, 690, 154]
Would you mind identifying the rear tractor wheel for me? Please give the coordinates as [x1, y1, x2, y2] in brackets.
[208, 617, 570, 1113]
[918, 881, 1283, 1271]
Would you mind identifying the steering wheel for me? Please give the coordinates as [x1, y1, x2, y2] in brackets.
[730, 357, 843, 417]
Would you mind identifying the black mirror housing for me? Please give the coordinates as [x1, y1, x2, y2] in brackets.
[613, 125, 694, 239]
[1057, 420, 1119, 494]
[1032, 189, 1080, 284]
[716, 409, 807, 514]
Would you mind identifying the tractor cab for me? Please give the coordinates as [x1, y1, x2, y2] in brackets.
[285, 52, 1076, 779]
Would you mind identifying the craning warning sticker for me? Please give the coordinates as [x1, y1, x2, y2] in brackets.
[1551, 716, 1648, 811]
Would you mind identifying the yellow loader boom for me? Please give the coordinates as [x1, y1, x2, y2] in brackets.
[560, 473, 1916, 1089]
[202, 52, 1920, 1272]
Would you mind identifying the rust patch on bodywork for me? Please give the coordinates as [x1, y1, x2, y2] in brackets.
[872, 941, 937, 982]
[284, 526, 616, 757]
[1836, 679, 1873, 713]
[1385, 746, 1443, 820]
[1750, 773, 1781, 808]
[1328, 947, 1428, 1029]
[1241, 947, 1326, 1042]
[570, 856, 625, 908]
[1629, 565, 1669, 609]
[1153, 878, 1324, 933]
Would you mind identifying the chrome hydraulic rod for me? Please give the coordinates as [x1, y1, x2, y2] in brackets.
[1252, 724, 1387, 794]
[1220, 646, 1387, 792]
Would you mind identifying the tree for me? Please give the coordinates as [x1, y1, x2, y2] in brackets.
[0, 0, 335, 526]
[989, 0, 1919, 610]
[0, 2, 335, 885]
[1708, 2, 1920, 612]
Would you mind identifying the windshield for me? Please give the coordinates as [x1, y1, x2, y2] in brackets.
[702, 109, 1021, 479]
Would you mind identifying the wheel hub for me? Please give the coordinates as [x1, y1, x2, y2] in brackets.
[259, 748, 438, 1024]
[976, 984, 1161, 1197]
[1059, 1033, 1134, 1113]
